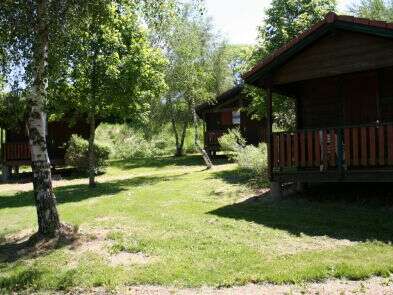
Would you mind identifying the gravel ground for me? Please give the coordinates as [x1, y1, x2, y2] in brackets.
[43, 276, 393, 295]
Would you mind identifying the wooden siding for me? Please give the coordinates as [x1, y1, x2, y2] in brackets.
[273, 30, 393, 85]
[297, 76, 341, 129]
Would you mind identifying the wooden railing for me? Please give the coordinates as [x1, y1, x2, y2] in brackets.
[272, 123, 393, 170]
[2, 143, 31, 162]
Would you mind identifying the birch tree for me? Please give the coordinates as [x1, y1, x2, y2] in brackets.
[0, 0, 66, 236]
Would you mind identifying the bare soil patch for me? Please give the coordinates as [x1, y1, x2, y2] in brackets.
[55, 276, 393, 295]
[0, 224, 79, 262]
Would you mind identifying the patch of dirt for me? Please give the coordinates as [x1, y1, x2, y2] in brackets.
[57, 276, 393, 294]
[271, 235, 356, 256]
[110, 252, 151, 266]
[67, 228, 153, 267]
[0, 224, 79, 262]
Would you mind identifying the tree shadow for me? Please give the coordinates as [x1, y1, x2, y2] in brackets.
[0, 167, 104, 184]
[111, 155, 230, 170]
[0, 226, 79, 263]
[209, 183, 393, 243]
[0, 173, 186, 210]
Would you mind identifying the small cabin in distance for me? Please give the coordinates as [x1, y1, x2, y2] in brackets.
[196, 86, 267, 155]
[1, 118, 90, 181]
[244, 13, 393, 194]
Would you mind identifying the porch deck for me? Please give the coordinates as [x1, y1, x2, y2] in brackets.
[272, 123, 393, 182]
[1, 142, 65, 166]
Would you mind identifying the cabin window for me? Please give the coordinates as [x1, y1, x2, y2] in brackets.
[232, 111, 241, 125]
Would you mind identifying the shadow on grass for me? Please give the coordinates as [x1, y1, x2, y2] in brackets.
[0, 173, 186, 210]
[212, 168, 270, 189]
[111, 154, 230, 170]
[0, 167, 104, 184]
[209, 184, 393, 243]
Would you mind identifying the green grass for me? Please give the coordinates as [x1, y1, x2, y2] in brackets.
[1, 155, 393, 292]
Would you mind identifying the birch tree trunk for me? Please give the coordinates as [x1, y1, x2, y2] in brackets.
[27, 0, 61, 237]
[190, 98, 213, 169]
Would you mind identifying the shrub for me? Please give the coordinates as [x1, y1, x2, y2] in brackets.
[218, 128, 246, 153]
[65, 135, 110, 172]
[218, 129, 267, 176]
[235, 144, 268, 176]
[95, 123, 177, 159]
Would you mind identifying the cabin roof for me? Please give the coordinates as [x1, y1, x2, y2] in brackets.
[196, 85, 243, 116]
[244, 12, 393, 85]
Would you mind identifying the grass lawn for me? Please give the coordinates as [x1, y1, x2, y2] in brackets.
[1, 155, 393, 292]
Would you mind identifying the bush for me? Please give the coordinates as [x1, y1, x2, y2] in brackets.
[218, 129, 267, 176]
[95, 123, 183, 159]
[218, 128, 246, 153]
[235, 144, 267, 176]
[65, 135, 110, 172]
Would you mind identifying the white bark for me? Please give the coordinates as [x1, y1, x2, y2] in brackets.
[190, 98, 213, 169]
[27, 0, 60, 237]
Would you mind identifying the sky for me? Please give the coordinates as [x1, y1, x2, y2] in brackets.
[205, 0, 357, 45]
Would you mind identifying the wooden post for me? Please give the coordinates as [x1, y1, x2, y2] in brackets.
[266, 85, 273, 181]
[0, 128, 3, 164]
[266, 84, 281, 198]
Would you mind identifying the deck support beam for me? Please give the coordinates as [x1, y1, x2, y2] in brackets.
[296, 182, 306, 193]
[2, 165, 11, 182]
[270, 181, 282, 199]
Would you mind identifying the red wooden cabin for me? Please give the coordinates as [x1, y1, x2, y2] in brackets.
[1, 118, 90, 180]
[196, 86, 267, 155]
[244, 13, 393, 194]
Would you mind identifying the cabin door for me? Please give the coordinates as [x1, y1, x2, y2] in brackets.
[343, 72, 379, 126]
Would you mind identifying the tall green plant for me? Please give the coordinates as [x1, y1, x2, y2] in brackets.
[350, 0, 393, 21]
[52, 0, 167, 187]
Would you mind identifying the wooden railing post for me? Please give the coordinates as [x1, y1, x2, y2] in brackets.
[266, 86, 273, 181]
[337, 128, 344, 175]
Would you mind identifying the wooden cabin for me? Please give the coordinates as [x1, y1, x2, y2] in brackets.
[244, 13, 393, 194]
[1, 118, 90, 180]
[196, 86, 267, 155]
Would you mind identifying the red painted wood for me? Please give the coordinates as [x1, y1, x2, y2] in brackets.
[344, 128, 351, 167]
[360, 127, 367, 166]
[279, 134, 285, 167]
[323, 129, 328, 168]
[294, 133, 299, 166]
[388, 125, 393, 165]
[300, 132, 306, 167]
[369, 127, 376, 166]
[314, 131, 321, 167]
[329, 129, 336, 167]
[307, 131, 313, 167]
[378, 126, 385, 166]
[352, 127, 359, 166]
[286, 134, 292, 167]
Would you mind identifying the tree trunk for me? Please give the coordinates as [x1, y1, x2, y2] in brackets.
[190, 99, 213, 169]
[178, 121, 188, 155]
[88, 39, 98, 187]
[27, 0, 61, 237]
[171, 118, 181, 156]
[88, 111, 96, 187]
